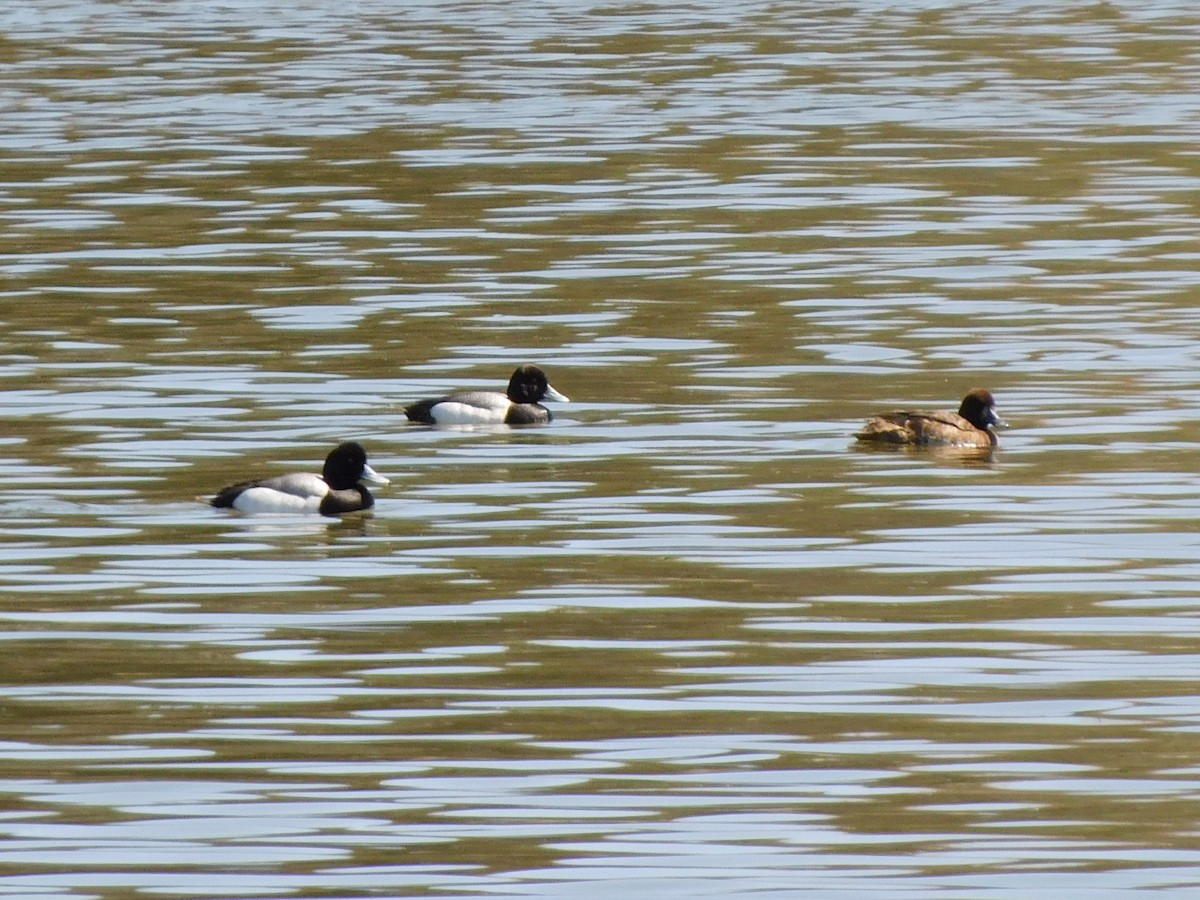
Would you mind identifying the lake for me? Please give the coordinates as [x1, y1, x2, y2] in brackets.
[3, 1, 1200, 897]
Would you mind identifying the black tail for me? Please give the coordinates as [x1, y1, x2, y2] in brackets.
[404, 400, 438, 424]
[210, 481, 254, 508]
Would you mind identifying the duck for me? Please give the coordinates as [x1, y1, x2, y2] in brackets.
[855, 388, 1007, 449]
[404, 364, 569, 426]
[210, 441, 389, 516]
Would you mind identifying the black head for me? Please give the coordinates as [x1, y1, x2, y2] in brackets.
[507, 364, 551, 403]
[322, 441, 371, 490]
[958, 389, 1006, 431]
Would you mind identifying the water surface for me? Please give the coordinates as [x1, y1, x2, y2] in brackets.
[3, 1, 1200, 897]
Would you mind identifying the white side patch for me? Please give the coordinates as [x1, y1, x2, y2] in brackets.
[233, 487, 325, 515]
[430, 401, 510, 426]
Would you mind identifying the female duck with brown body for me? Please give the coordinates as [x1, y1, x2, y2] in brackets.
[855, 388, 1007, 449]
[404, 364, 569, 426]
[211, 441, 389, 516]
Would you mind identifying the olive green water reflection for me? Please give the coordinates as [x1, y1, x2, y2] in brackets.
[4, 1, 1200, 897]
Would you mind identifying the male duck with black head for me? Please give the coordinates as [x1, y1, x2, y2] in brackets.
[405, 364, 569, 427]
[855, 388, 1007, 449]
[211, 441, 388, 516]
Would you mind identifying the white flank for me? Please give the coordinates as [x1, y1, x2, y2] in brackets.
[229, 473, 329, 514]
[233, 487, 325, 514]
[430, 400, 510, 426]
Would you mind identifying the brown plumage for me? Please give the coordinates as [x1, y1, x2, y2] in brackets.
[855, 388, 1007, 449]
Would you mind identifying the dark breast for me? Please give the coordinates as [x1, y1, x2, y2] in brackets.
[504, 403, 551, 425]
[318, 486, 374, 516]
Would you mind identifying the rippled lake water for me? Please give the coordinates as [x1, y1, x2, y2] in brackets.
[5, 1, 1200, 897]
